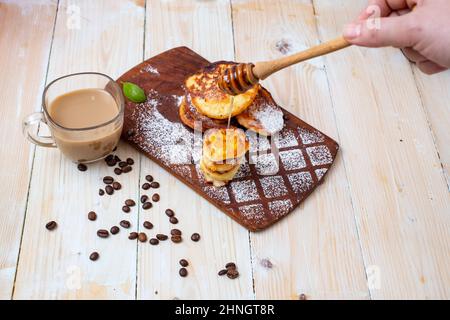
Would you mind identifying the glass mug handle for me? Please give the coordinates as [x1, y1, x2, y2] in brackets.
[22, 112, 57, 148]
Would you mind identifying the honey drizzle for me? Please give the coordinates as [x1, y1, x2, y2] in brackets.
[227, 96, 234, 129]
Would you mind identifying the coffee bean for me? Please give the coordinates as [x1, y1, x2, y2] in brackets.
[149, 238, 159, 245]
[225, 262, 236, 270]
[299, 293, 307, 300]
[150, 182, 160, 188]
[227, 269, 239, 279]
[125, 199, 135, 207]
[145, 175, 154, 182]
[114, 155, 121, 162]
[165, 209, 175, 217]
[122, 165, 132, 173]
[103, 176, 114, 184]
[105, 185, 114, 195]
[99, 188, 105, 196]
[170, 229, 182, 236]
[112, 182, 121, 190]
[142, 202, 152, 210]
[140, 195, 148, 203]
[191, 233, 200, 242]
[128, 232, 138, 240]
[122, 205, 130, 213]
[143, 221, 153, 229]
[126, 158, 134, 165]
[179, 268, 188, 277]
[97, 229, 109, 238]
[106, 159, 117, 167]
[156, 234, 168, 241]
[77, 163, 87, 172]
[45, 221, 57, 230]
[88, 211, 97, 221]
[114, 168, 122, 175]
[169, 217, 178, 224]
[110, 226, 120, 234]
[179, 259, 189, 267]
[218, 269, 228, 276]
[126, 129, 135, 137]
[171, 235, 182, 243]
[138, 232, 147, 242]
[142, 183, 150, 190]
[120, 220, 130, 228]
[105, 154, 114, 162]
[89, 252, 99, 261]
[152, 193, 160, 202]
[118, 161, 127, 168]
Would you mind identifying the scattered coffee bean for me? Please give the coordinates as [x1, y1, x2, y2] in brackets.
[138, 232, 148, 242]
[156, 234, 168, 241]
[97, 229, 109, 238]
[142, 183, 150, 190]
[165, 209, 175, 217]
[103, 176, 114, 184]
[143, 221, 153, 229]
[299, 293, 307, 300]
[125, 199, 135, 207]
[88, 211, 97, 221]
[105, 154, 114, 162]
[149, 238, 159, 245]
[150, 181, 160, 188]
[170, 229, 182, 236]
[179, 268, 188, 277]
[227, 269, 239, 279]
[114, 168, 122, 175]
[106, 159, 117, 167]
[89, 252, 99, 261]
[145, 175, 153, 182]
[126, 129, 135, 137]
[105, 185, 114, 195]
[225, 262, 236, 270]
[120, 220, 131, 228]
[122, 205, 130, 213]
[152, 194, 160, 202]
[128, 232, 138, 240]
[142, 202, 152, 210]
[169, 217, 178, 224]
[179, 259, 189, 267]
[218, 269, 228, 276]
[45, 221, 57, 231]
[126, 158, 134, 165]
[99, 188, 105, 196]
[191, 233, 200, 242]
[118, 161, 127, 168]
[112, 182, 121, 190]
[77, 163, 87, 172]
[122, 165, 132, 173]
[140, 195, 148, 203]
[171, 235, 182, 243]
[110, 226, 120, 234]
[114, 155, 121, 162]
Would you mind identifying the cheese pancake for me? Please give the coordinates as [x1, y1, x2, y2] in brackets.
[203, 128, 249, 162]
[179, 95, 228, 131]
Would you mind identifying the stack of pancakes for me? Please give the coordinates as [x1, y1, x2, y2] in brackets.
[200, 128, 249, 187]
[180, 62, 284, 185]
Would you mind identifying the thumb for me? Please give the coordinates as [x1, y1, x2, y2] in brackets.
[343, 15, 417, 48]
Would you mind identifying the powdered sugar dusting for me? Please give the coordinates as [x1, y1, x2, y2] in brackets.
[279, 149, 306, 171]
[315, 168, 328, 180]
[251, 153, 279, 175]
[274, 129, 299, 148]
[298, 128, 325, 145]
[254, 102, 284, 135]
[231, 180, 260, 203]
[259, 176, 288, 198]
[288, 171, 313, 193]
[142, 64, 160, 75]
[246, 132, 271, 153]
[239, 204, 265, 223]
[173, 165, 192, 179]
[235, 162, 251, 179]
[204, 185, 230, 204]
[269, 200, 293, 218]
[306, 145, 333, 166]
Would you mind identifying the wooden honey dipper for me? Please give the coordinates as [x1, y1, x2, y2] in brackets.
[219, 36, 350, 95]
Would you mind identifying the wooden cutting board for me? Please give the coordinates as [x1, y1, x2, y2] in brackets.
[117, 46, 339, 231]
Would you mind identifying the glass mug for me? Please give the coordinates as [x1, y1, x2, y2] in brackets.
[22, 72, 124, 163]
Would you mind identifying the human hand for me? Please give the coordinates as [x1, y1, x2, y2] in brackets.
[343, 0, 450, 74]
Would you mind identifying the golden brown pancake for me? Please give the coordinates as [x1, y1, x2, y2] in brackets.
[202, 155, 242, 173]
[185, 62, 259, 120]
[203, 128, 249, 162]
[236, 87, 284, 136]
[178, 95, 228, 131]
[200, 159, 241, 186]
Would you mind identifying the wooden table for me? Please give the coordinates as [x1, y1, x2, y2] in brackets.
[1, 0, 449, 300]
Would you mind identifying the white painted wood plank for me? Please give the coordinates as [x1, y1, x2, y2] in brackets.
[313, 0, 450, 299]
[13, 0, 145, 299]
[137, 0, 254, 299]
[0, 0, 57, 299]
[232, 0, 369, 299]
